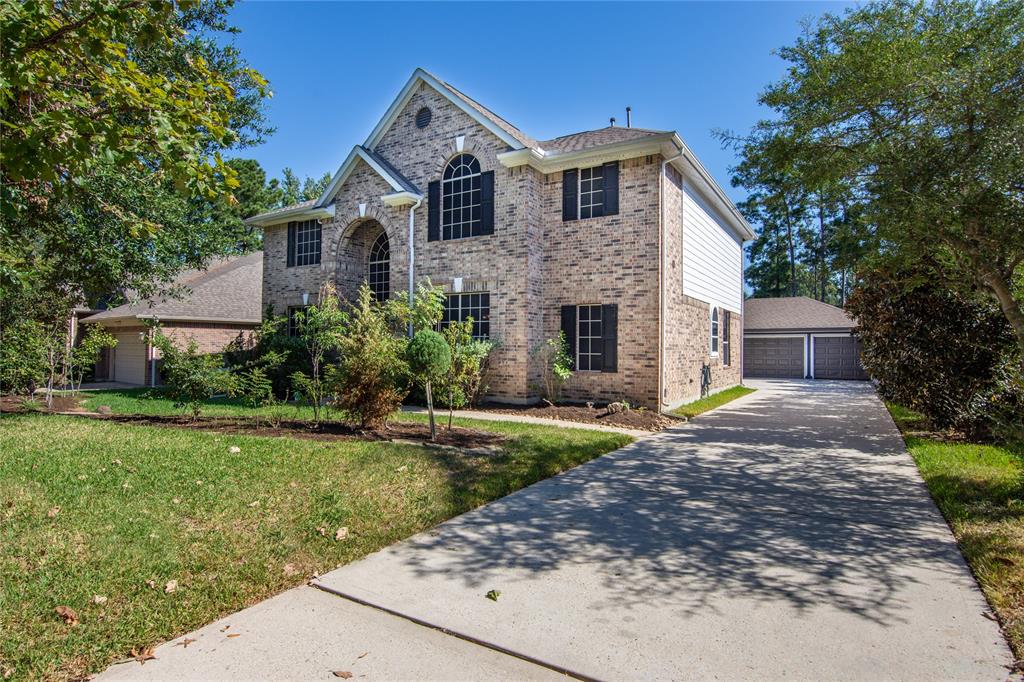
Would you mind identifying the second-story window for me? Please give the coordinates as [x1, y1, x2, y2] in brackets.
[442, 153, 482, 240]
[562, 161, 619, 222]
[579, 166, 605, 219]
[287, 219, 321, 267]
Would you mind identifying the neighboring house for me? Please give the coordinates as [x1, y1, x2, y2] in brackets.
[245, 69, 755, 409]
[743, 296, 868, 380]
[80, 253, 262, 386]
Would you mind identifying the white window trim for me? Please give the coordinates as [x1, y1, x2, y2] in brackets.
[709, 306, 720, 357]
[578, 165, 605, 220]
[577, 303, 603, 373]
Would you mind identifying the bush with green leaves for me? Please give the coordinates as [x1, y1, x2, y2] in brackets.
[66, 324, 117, 394]
[847, 264, 1017, 434]
[0, 319, 49, 396]
[437, 318, 497, 428]
[288, 283, 347, 425]
[531, 332, 574, 404]
[224, 313, 309, 399]
[329, 284, 410, 429]
[408, 329, 452, 440]
[152, 331, 235, 421]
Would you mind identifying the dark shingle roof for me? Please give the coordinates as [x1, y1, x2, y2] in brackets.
[539, 126, 669, 153]
[82, 253, 262, 324]
[744, 297, 855, 332]
[358, 145, 421, 194]
[425, 70, 540, 149]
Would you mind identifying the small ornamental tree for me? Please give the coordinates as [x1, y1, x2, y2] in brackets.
[407, 330, 451, 440]
[152, 332, 235, 422]
[531, 332, 574, 404]
[289, 282, 346, 426]
[67, 325, 117, 395]
[329, 284, 409, 429]
[438, 319, 497, 429]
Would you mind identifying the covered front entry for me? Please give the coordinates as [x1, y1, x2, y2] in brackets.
[336, 219, 392, 302]
[744, 336, 804, 378]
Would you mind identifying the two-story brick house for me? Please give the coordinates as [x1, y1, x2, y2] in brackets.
[246, 69, 754, 410]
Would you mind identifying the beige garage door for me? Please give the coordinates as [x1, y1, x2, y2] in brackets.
[744, 336, 805, 379]
[113, 332, 147, 385]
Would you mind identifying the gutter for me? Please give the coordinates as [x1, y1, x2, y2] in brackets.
[659, 150, 683, 412]
[407, 196, 422, 337]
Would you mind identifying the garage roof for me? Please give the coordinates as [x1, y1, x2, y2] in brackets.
[81, 252, 262, 325]
[744, 296, 855, 333]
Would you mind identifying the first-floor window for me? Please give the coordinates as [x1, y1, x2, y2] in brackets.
[710, 307, 720, 356]
[577, 304, 603, 371]
[440, 292, 490, 339]
[287, 305, 310, 337]
[368, 232, 390, 302]
[722, 311, 731, 366]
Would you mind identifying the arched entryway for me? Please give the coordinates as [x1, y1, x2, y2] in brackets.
[335, 219, 391, 302]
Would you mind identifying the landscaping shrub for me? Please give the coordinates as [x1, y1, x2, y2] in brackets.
[329, 284, 410, 429]
[531, 332, 574, 404]
[66, 324, 117, 394]
[437, 318, 497, 427]
[848, 264, 1017, 432]
[224, 313, 309, 399]
[0, 319, 49, 396]
[288, 282, 347, 425]
[408, 329, 451, 440]
[151, 331, 235, 421]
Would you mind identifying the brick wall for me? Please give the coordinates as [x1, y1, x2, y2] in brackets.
[153, 322, 256, 357]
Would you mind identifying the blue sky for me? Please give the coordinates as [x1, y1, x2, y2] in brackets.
[226, 1, 852, 203]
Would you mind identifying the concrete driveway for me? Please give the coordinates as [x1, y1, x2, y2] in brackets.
[102, 380, 1012, 680]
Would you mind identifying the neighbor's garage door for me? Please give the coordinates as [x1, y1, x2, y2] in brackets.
[113, 332, 147, 385]
[813, 336, 868, 380]
[744, 337, 804, 379]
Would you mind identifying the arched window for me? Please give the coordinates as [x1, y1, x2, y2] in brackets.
[368, 232, 390, 302]
[710, 307, 720, 356]
[442, 153, 482, 239]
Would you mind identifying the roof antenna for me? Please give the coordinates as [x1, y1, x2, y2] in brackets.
[609, 116, 616, 127]
[626, 106, 632, 128]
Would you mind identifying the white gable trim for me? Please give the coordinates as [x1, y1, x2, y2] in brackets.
[244, 203, 335, 228]
[362, 68, 526, 153]
[316, 146, 414, 207]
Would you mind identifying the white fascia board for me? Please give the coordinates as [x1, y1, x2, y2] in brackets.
[381, 191, 423, 207]
[497, 135, 674, 174]
[363, 68, 526, 153]
[316, 147, 413, 208]
[245, 203, 335, 227]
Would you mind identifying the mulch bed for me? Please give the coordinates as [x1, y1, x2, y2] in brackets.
[83, 413, 507, 450]
[476, 402, 682, 432]
[0, 394, 83, 413]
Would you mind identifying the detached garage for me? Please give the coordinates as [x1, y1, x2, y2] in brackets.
[743, 297, 868, 380]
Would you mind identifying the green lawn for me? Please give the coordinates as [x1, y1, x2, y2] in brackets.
[0, 403, 630, 680]
[671, 385, 756, 419]
[886, 404, 1024, 660]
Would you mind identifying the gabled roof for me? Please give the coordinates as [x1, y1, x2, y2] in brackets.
[81, 253, 263, 325]
[315, 145, 422, 209]
[363, 68, 535, 152]
[744, 297, 856, 332]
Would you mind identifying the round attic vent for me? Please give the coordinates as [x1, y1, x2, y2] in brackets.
[415, 107, 432, 129]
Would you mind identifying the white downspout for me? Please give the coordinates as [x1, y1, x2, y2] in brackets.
[659, 150, 683, 412]
[407, 197, 422, 337]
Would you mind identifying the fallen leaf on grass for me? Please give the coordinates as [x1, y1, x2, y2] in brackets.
[332, 672, 353, 679]
[248, 500, 260, 508]
[55, 605, 79, 626]
[229, 446, 241, 454]
[335, 527, 349, 541]
[283, 563, 300, 576]
[396, 465, 408, 472]
[174, 637, 198, 648]
[164, 580, 178, 593]
[485, 590, 501, 601]
[47, 506, 60, 518]
[172, 498, 181, 505]
[92, 595, 107, 605]
[145, 579, 157, 589]
[131, 647, 156, 664]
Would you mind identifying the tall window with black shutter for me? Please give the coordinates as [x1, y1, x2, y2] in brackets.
[287, 219, 321, 267]
[428, 155, 494, 241]
[560, 304, 618, 373]
[562, 161, 619, 222]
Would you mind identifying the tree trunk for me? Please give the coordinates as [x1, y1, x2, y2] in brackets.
[980, 268, 1024, 362]
[784, 201, 797, 297]
[448, 386, 454, 431]
[817, 199, 827, 302]
[425, 379, 436, 441]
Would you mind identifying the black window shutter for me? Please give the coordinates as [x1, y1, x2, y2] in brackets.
[479, 170, 494, 235]
[603, 161, 619, 216]
[286, 221, 296, 267]
[601, 304, 618, 373]
[723, 311, 731, 365]
[560, 305, 577, 368]
[562, 169, 578, 221]
[427, 180, 440, 242]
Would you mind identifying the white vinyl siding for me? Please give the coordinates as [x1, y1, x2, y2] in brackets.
[681, 181, 743, 313]
[113, 332, 147, 385]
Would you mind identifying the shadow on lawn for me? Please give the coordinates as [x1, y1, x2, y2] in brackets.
[391, 381, 968, 626]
